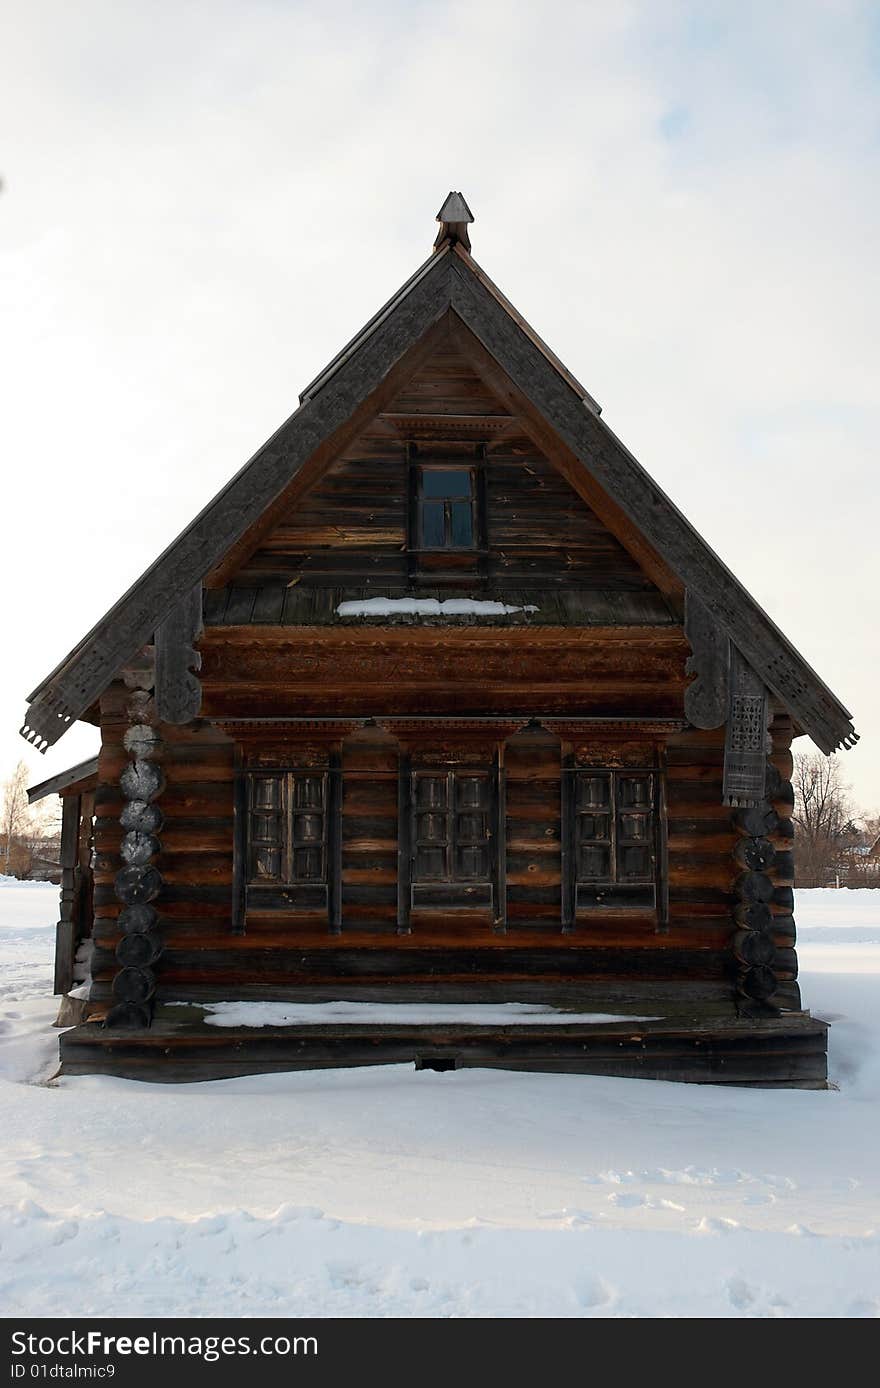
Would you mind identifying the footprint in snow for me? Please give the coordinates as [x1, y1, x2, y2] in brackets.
[606, 1192, 646, 1208]
[195, 1216, 228, 1237]
[573, 1274, 613, 1309]
[726, 1277, 755, 1310]
[50, 1221, 79, 1246]
[848, 1298, 880, 1318]
[695, 1217, 739, 1234]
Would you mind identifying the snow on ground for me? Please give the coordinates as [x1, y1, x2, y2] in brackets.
[0, 879, 878, 1318]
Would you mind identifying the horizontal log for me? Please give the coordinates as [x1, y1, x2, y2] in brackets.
[120, 761, 165, 802]
[734, 838, 776, 871]
[114, 865, 162, 904]
[112, 965, 156, 1003]
[733, 902, 773, 931]
[116, 930, 163, 967]
[120, 831, 161, 866]
[152, 944, 730, 983]
[733, 872, 774, 905]
[119, 801, 164, 834]
[738, 966, 777, 1002]
[733, 930, 776, 966]
[119, 904, 158, 934]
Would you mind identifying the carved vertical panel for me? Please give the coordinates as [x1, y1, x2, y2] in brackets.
[723, 647, 771, 807]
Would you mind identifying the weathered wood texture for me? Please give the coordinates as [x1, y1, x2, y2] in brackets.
[196, 627, 690, 721]
[87, 708, 759, 1008]
[60, 1012, 828, 1087]
[91, 688, 234, 1007]
[22, 268, 856, 760]
[205, 335, 677, 626]
[54, 794, 83, 995]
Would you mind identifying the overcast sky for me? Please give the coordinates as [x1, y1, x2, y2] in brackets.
[1, 0, 877, 810]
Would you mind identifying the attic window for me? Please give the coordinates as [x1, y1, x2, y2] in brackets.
[416, 466, 476, 549]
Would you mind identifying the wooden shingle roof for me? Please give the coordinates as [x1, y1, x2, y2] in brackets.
[21, 201, 857, 756]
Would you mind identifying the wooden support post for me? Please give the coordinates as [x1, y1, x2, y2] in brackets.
[656, 766, 670, 934]
[492, 746, 507, 934]
[53, 794, 81, 995]
[328, 750, 343, 934]
[397, 751, 412, 935]
[231, 747, 247, 935]
[405, 443, 418, 587]
[476, 444, 489, 583]
[560, 753, 576, 934]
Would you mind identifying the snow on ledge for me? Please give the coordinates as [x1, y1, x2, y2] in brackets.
[335, 597, 539, 618]
[174, 1001, 659, 1029]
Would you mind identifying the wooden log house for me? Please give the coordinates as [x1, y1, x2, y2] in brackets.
[23, 194, 858, 1086]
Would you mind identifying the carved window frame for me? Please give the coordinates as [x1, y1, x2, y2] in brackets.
[562, 764, 668, 921]
[232, 750, 342, 931]
[399, 750, 502, 918]
[246, 771, 329, 887]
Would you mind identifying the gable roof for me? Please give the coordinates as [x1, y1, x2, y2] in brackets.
[21, 200, 857, 756]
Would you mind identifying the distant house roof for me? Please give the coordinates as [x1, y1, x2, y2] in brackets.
[19, 196, 857, 758]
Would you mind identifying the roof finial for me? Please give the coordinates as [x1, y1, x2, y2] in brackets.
[434, 191, 474, 253]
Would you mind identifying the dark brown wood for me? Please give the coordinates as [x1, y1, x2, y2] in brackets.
[60, 1012, 828, 1088]
[684, 591, 728, 729]
[723, 647, 770, 807]
[327, 750, 343, 933]
[53, 794, 81, 995]
[22, 247, 855, 756]
[396, 750, 412, 935]
[493, 745, 507, 933]
[231, 748, 248, 936]
[155, 584, 203, 724]
[656, 766, 670, 932]
[28, 224, 836, 1088]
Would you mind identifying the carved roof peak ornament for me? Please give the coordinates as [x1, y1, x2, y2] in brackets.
[434, 191, 474, 252]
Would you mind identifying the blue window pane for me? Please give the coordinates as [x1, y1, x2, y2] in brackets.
[421, 500, 445, 547]
[450, 501, 474, 546]
[421, 468, 472, 498]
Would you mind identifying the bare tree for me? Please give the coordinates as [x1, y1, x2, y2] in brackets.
[1, 760, 32, 875]
[791, 751, 855, 887]
[861, 811, 880, 848]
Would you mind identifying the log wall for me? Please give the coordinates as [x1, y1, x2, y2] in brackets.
[86, 687, 772, 1011]
[82, 335, 799, 1017]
